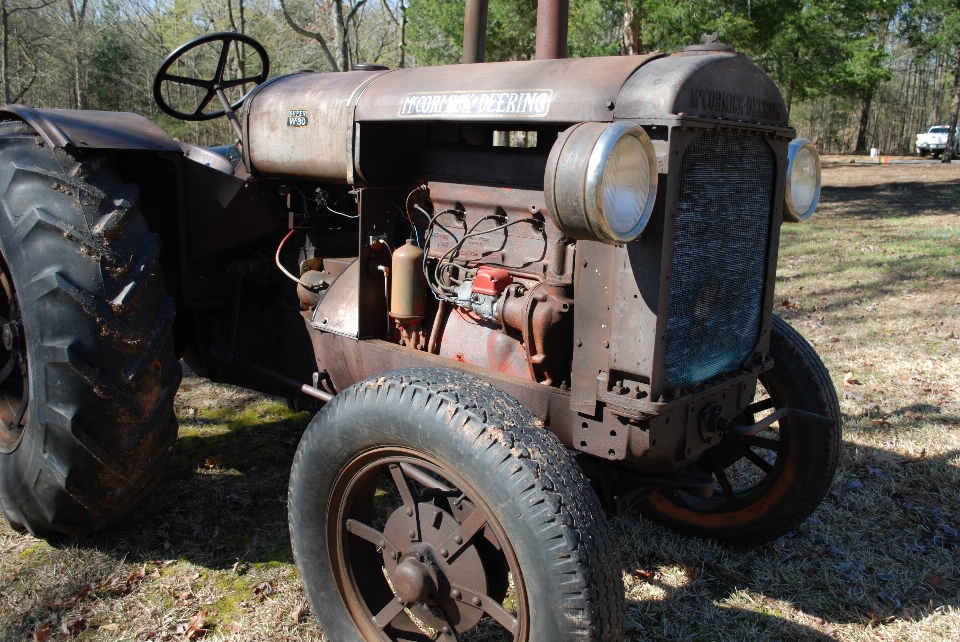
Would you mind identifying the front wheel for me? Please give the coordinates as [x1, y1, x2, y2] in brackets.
[640, 315, 841, 546]
[288, 368, 624, 641]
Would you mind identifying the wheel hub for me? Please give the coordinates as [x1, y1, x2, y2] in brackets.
[2, 320, 19, 351]
[392, 557, 438, 604]
[382, 500, 488, 632]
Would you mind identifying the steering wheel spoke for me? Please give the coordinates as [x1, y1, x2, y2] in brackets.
[159, 73, 213, 89]
[153, 32, 270, 122]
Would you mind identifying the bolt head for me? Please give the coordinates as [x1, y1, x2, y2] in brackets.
[405, 507, 414, 517]
[471, 596, 481, 606]
[451, 589, 462, 600]
[409, 530, 417, 539]
[439, 548, 449, 558]
[454, 535, 463, 545]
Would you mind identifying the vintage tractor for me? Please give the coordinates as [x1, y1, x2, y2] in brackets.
[0, 1, 838, 638]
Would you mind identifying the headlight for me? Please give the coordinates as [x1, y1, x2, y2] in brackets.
[783, 138, 821, 222]
[545, 122, 658, 244]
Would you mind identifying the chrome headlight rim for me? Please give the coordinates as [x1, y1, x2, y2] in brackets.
[584, 122, 659, 243]
[545, 121, 659, 245]
[783, 138, 821, 222]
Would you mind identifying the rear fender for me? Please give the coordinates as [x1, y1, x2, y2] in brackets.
[0, 105, 180, 152]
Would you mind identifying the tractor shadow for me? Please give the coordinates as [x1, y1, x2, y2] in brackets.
[20, 368, 960, 638]
[818, 176, 960, 220]
[616, 435, 960, 637]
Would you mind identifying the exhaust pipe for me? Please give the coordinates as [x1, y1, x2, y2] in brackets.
[461, 0, 568, 63]
[535, 0, 569, 59]
[462, 0, 488, 63]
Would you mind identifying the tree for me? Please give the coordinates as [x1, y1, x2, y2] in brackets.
[279, 0, 368, 71]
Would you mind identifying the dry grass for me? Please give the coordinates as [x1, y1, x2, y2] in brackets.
[1, 161, 959, 641]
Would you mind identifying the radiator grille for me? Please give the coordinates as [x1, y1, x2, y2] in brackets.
[664, 129, 775, 388]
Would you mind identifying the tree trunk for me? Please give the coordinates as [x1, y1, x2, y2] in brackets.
[855, 90, 873, 153]
[622, 0, 642, 55]
[399, 0, 406, 68]
[331, 0, 349, 71]
[2, 1, 9, 104]
[941, 48, 960, 163]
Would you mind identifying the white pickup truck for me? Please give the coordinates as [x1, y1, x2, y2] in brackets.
[916, 126, 959, 157]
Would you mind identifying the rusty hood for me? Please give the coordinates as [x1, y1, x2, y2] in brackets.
[244, 51, 786, 182]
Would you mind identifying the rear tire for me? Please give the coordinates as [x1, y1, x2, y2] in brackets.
[289, 367, 624, 641]
[0, 122, 181, 536]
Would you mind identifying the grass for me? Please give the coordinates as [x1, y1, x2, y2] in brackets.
[1, 161, 959, 640]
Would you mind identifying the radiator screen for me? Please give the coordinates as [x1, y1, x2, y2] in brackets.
[664, 129, 775, 388]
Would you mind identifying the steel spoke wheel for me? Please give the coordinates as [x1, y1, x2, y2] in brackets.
[289, 368, 624, 642]
[640, 315, 841, 546]
[333, 451, 524, 641]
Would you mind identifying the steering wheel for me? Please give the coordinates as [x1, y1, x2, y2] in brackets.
[153, 32, 269, 121]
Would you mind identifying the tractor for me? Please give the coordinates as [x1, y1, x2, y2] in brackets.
[0, 1, 838, 639]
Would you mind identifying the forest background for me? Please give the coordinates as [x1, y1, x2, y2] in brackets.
[4, 0, 960, 153]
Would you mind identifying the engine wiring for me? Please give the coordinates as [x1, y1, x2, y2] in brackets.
[275, 228, 318, 288]
[288, 186, 359, 219]
[413, 201, 546, 301]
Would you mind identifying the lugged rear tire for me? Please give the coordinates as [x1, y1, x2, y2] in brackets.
[0, 121, 181, 536]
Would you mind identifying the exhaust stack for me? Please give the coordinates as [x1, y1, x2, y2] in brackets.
[462, 0, 488, 63]
[461, 0, 569, 63]
[535, 0, 569, 59]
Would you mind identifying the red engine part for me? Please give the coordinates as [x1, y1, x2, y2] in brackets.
[472, 267, 513, 296]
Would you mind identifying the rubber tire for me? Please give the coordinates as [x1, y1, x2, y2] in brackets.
[289, 367, 624, 641]
[0, 122, 181, 537]
[640, 315, 841, 546]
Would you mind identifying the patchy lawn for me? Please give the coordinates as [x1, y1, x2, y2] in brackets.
[1, 161, 959, 641]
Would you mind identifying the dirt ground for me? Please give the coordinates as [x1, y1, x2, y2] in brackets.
[1, 161, 959, 641]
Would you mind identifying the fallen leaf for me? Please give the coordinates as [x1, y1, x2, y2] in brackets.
[184, 608, 208, 639]
[871, 419, 890, 427]
[187, 572, 200, 581]
[99, 623, 119, 632]
[635, 569, 655, 580]
[65, 618, 89, 634]
[904, 411, 921, 420]
[290, 606, 304, 624]
[126, 566, 146, 585]
[680, 560, 700, 581]
[227, 622, 242, 633]
[204, 457, 224, 469]
[254, 581, 276, 598]
[5, 568, 18, 581]
[33, 622, 52, 642]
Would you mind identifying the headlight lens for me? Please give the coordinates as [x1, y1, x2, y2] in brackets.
[784, 138, 821, 222]
[545, 121, 658, 244]
[599, 133, 653, 236]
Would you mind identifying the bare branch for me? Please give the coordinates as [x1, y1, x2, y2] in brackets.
[279, 0, 340, 71]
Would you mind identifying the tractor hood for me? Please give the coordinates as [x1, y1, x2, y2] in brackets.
[243, 51, 786, 183]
